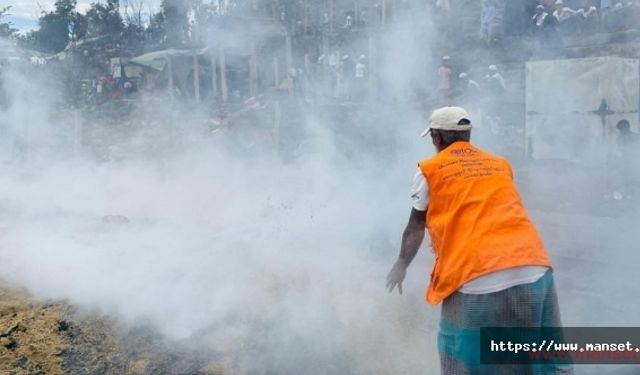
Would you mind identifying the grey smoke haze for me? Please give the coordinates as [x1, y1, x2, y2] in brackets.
[0, 8, 443, 373]
[1, 3, 640, 375]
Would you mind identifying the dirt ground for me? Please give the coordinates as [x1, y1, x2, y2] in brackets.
[0, 284, 233, 375]
[0, 286, 65, 374]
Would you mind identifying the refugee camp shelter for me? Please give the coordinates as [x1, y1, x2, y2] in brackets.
[525, 57, 639, 166]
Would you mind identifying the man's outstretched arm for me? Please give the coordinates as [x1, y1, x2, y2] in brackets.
[386, 208, 426, 294]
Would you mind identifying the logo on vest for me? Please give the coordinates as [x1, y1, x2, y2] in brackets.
[450, 148, 478, 156]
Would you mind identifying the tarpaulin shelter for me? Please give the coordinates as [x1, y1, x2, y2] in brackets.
[526, 57, 640, 166]
[129, 48, 210, 71]
[129, 48, 212, 103]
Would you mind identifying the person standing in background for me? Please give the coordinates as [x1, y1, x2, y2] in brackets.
[354, 55, 367, 99]
[438, 56, 453, 104]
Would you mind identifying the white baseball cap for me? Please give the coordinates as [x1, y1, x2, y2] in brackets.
[420, 106, 472, 137]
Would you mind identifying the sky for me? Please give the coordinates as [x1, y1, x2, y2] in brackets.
[2, 0, 162, 32]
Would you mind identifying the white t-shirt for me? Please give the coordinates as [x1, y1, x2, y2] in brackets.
[411, 169, 430, 211]
[411, 169, 548, 294]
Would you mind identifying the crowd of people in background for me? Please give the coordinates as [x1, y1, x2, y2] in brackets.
[309, 0, 640, 106]
[475, 0, 640, 59]
[436, 55, 508, 134]
[77, 73, 140, 107]
[64, 0, 640, 110]
[531, 0, 640, 47]
[315, 52, 369, 101]
[431, 0, 640, 132]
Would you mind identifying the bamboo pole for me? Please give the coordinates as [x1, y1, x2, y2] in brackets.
[322, 32, 330, 94]
[210, 51, 218, 102]
[250, 40, 258, 97]
[330, 0, 335, 33]
[285, 33, 294, 99]
[219, 47, 228, 104]
[193, 53, 201, 103]
[166, 56, 174, 103]
[304, 53, 311, 101]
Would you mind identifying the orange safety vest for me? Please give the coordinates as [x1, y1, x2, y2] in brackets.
[418, 141, 552, 304]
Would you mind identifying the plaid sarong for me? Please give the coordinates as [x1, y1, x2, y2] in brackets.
[438, 269, 573, 375]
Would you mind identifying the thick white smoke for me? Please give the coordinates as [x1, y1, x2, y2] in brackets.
[2, 3, 640, 375]
[0, 12, 442, 372]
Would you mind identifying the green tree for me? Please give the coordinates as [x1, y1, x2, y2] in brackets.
[121, 0, 147, 52]
[85, 0, 124, 38]
[145, 10, 169, 47]
[122, 0, 146, 30]
[0, 6, 17, 38]
[161, 0, 190, 46]
[23, 0, 87, 53]
[144, 0, 190, 48]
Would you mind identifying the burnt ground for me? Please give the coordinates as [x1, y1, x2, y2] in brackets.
[0, 285, 234, 375]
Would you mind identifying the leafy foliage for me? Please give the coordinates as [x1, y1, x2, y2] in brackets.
[85, 0, 124, 38]
[19, 0, 86, 53]
[16, 0, 308, 54]
[0, 6, 18, 38]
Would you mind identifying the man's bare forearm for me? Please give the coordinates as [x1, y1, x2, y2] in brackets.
[396, 208, 426, 267]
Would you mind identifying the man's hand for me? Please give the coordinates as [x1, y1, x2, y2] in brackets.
[386, 260, 408, 295]
[386, 208, 426, 295]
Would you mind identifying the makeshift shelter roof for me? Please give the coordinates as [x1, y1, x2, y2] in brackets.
[130, 48, 210, 71]
[35, 35, 115, 63]
[63, 35, 111, 53]
[0, 40, 50, 65]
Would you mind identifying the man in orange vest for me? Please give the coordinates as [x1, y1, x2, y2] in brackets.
[386, 106, 571, 374]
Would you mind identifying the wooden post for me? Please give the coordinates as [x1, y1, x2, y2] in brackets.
[210, 51, 218, 101]
[285, 33, 294, 99]
[166, 55, 174, 103]
[250, 40, 258, 97]
[303, 53, 311, 100]
[322, 32, 330, 94]
[218, 47, 228, 104]
[329, 0, 335, 33]
[193, 52, 201, 103]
